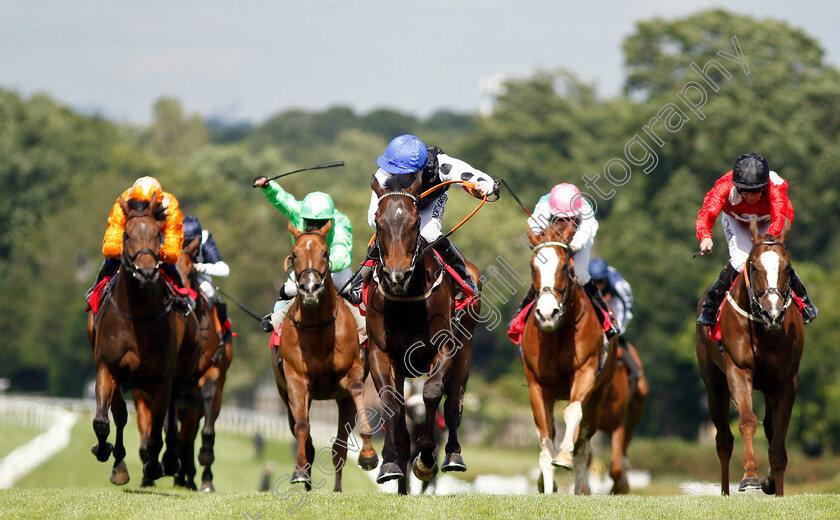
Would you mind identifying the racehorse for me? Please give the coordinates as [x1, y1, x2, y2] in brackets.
[696, 218, 804, 496]
[272, 220, 379, 492]
[87, 194, 186, 487]
[170, 236, 234, 491]
[520, 220, 618, 495]
[366, 172, 481, 495]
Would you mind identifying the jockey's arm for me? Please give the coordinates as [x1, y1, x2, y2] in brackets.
[102, 195, 128, 259]
[160, 193, 183, 264]
[195, 231, 229, 277]
[695, 178, 728, 242]
[435, 152, 495, 196]
[260, 180, 304, 229]
[568, 201, 598, 253]
[526, 196, 552, 231]
[767, 174, 794, 236]
[367, 186, 381, 228]
[329, 211, 354, 272]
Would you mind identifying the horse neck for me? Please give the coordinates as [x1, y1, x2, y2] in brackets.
[113, 265, 165, 308]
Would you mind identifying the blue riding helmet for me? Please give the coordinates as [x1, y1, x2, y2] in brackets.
[183, 215, 202, 243]
[377, 134, 428, 174]
[589, 258, 609, 280]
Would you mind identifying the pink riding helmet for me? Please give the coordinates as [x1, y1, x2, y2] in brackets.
[548, 183, 582, 217]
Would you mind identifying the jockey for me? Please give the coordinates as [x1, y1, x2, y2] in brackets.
[182, 215, 231, 333]
[696, 153, 817, 326]
[589, 258, 640, 383]
[511, 183, 619, 339]
[85, 176, 192, 310]
[349, 134, 496, 304]
[252, 176, 364, 337]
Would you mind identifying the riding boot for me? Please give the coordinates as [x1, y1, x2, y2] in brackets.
[433, 237, 479, 299]
[84, 258, 119, 302]
[262, 279, 297, 333]
[508, 285, 537, 328]
[583, 280, 619, 339]
[348, 243, 379, 306]
[697, 264, 738, 327]
[789, 268, 818, 324]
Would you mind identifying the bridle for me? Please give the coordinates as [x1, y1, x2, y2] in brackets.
[292, 231, 331, 290]
[743, 240, 793, 320]
[375, 191, 423, 277]
[532, 241, 577, 320]
[121, 212, 162, 281]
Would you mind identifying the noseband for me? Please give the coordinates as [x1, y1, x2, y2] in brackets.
[292, 231, 331, 288]
[532, 241, 575, 311]
[744, 240, 793, 319]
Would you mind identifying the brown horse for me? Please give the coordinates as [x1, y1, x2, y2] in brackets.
[696, 218, 804, 496]
[520, 220, 618, 495]
[366, 172, 481, 495]
[170, 236, 234, 491]
[87, 194, 186, 487]
[272, 220, 378, 492]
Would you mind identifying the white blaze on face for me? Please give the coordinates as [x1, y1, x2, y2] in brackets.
[759, 251, 781, 308]
[535, 247, 560, 318]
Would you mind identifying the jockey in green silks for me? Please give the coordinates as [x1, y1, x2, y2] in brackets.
[252, 176, 363, 337]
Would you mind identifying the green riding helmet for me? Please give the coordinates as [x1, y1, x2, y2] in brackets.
[300, 192, 335, 220]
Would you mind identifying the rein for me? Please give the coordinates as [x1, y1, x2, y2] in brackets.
[532, 240, 583, 327]
[121, 212, 163, 280]
[742, 240, 793, 319]
[287, 230, 337, 330]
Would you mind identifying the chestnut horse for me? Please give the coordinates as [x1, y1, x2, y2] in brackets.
[87, 194, 186, 487]
[366, 172, 481, 495]
[272, 220, 378, 492]
[696, 218, 804, 496]
[520, 221, 618, 495]
[170, 236, 234, 491]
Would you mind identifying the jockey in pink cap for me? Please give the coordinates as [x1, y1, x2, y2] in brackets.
[510, 183, 619, 339]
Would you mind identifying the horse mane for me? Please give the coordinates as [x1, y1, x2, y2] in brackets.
[127, 198, 166, 221]
[384, 173, 417, 191]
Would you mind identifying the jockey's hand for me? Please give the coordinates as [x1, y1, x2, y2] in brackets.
[699, 237, 713, 255]
[470, 179, 495, 198]
[252, 176, 269, 189]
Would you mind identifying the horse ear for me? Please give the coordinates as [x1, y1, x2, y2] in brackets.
[119, 196, 130, 216]
[318, 219, 333, 238]
[371, 174, 387, 198]
[185, 236, 201, 255]
[776, 217, 791, 243]
[148, 191, 159, 215]
[749, 217, 761, 243]
[527, 228, 544, 247]
[406, 171, 423, 196]
[288, 221, 302, 240]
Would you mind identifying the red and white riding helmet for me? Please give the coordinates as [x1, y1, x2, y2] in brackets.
[548, 183, 582, 217]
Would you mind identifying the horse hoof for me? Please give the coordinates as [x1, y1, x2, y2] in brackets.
[357, 452, 379, 471]
[376, 462, 404, 484]
[738, 477, 761, 492]
[143, 461, 164, 482]
[761, 475, 776, 495]
[162, 452, 180, 476]
[441, 453, 466, 473]
[552, 452, 573, 470]
[198, 448, 215, 466]
[91, 443, 113, 462]
[110, 460, 130, 485]
[140, 478, 156, 488]
[536, 477, 558, 494]
[412, 455, 439, 481]
[291, 469, 311, 485]
[200, 482, 215, 492]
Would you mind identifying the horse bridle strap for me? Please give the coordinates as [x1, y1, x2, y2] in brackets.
[377, 191, 418, 204]
[372, 268, 445, 301]
[725, 291, 792, 323]
[743, 240, 792, 317]
[108, 290, 176, 322]
[532, 241, 570, 252]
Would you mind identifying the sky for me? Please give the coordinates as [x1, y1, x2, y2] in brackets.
[1, 1, 838, 125]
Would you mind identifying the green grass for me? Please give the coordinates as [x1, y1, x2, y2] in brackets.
[0, 424, 42, 460]
[12, 411, 376, 493]
[2, 489, 840, 520]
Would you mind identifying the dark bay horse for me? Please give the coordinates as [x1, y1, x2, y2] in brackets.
[171, 237, 234, 491]
[366, 172, 481, 495]
[696, 218, 804, 496]
[273, 220, 378, 492]
[87, 194, 186, 487]
[520, 221, 618, 495]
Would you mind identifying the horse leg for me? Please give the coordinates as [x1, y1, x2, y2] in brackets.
[332, 398, 356, 492]
[725, 365, 760, 492]
[394, 390, 411, 496]
[109, 390, 130, 485]
[162, 397, 181, 477]
[175, 407, 200, 490]
[346, 373, 378, 471]
[609, 425, 629, 494]
[198, 369, 222, 492]
[763, 378, 797, 496]
[526, 382, 557, 494]
[411, 375, 443, 481]
[135, 388, 168, 487]
[441, 347, 470, 474]
[623, 373, 648, 456]
[698, 338, 734, 495]
[555, 369, 597, 470]
[369, 348, 406, 487]
[91, 365, 115, 463]
[571, 368, 608, 495]
[286, 378, 313, 488]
